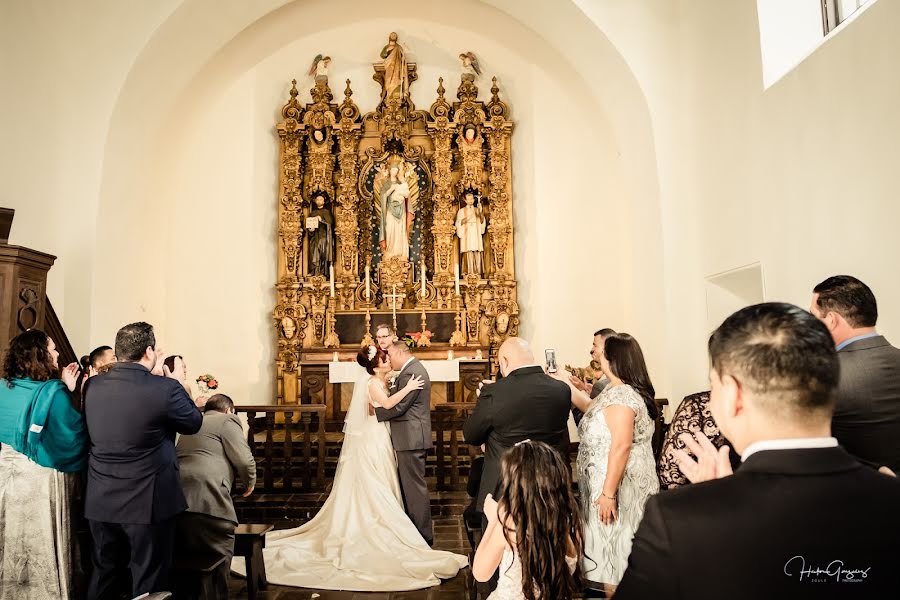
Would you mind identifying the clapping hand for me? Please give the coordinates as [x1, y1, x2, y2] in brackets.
[162, 356, 186, 383]
[151, 348, 166, 376]
[568, 375, 591, 394]
[404, 374, 425, 392]
[60, 363, 79, 392]
[673, 432, 733, 483]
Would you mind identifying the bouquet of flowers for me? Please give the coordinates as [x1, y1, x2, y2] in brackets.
[196, 373, 219, 395]
[401, 330, 433, 350]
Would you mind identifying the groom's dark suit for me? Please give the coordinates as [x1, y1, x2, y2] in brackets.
[375, 357, 433, 543]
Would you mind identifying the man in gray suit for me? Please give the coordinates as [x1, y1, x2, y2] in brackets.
[175, 394, 256, 593]
[811, 275, 900, 472]
[375, 341, 434, 544]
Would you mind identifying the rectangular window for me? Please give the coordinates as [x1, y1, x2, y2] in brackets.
[822, 0, 870, 34]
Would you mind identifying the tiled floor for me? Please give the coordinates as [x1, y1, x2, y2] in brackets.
[227, 516, 475, 599]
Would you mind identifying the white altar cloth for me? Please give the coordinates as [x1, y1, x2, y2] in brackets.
[328, 359, 462, 383]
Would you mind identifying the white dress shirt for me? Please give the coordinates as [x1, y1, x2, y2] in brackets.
[741, 437, 838, 462]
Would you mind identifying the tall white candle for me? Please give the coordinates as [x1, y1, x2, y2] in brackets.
[365, 265, 371, 300]
[454, 263, 460, 295]
[329, 265, 335, 297]
[420, 258, 426, 296]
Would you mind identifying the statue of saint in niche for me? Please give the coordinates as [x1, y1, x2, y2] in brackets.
[306, 194, 334, 276]
[376, 160, 417, 261]
[380, 32, 408, 101]
[456, 192, 486, 276]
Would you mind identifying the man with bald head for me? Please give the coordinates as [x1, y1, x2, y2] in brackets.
[464, 337, 572, 527]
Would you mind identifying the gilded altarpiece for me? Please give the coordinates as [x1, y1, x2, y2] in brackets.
[273, 36, 518, 404]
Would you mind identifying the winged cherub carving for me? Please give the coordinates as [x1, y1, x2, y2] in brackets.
[459, 51, 482, 77]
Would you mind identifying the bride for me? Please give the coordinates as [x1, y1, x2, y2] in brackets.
[231, 346, 467, 591]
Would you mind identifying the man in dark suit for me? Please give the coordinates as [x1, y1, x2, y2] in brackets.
[616, 303, 900, 600]
[810, 275, 900, 472]
[84, 322, 202, 598]
[375, 341, 433, 544]
[463, 337, 571, 526]
[176, 393, 256, 597]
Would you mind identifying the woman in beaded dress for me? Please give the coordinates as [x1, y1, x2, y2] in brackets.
[553, 333, 659, 596]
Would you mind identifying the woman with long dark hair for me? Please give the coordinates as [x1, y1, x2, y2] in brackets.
[553, 333, 659, 595]
[0, 329, 86, 598]
[473, 440, 583, 599]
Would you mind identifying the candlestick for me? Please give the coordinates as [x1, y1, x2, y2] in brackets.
[361, 307, 375, 347]
[420, 257, 426, 297]
[454, 263, 460, 295]
[365, 265, 371, 300]
[329, 265, 335, 297]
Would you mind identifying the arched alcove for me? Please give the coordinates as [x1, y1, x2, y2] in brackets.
[91, 0, 666, 401]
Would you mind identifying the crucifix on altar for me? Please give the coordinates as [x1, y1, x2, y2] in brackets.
[384, 285, 405, 333]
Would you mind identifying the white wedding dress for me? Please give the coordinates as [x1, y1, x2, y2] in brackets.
[231, 374, 467, 591]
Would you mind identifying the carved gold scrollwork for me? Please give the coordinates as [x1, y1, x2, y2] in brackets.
[462, 273, 485, 343]
[273, 36, 519, 395]
[273, 287, 306, 372]
[378, 256, 411, 306]
[306, 276, 330, 344]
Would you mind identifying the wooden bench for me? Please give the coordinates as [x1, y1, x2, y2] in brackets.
[234, 524, 274, 600]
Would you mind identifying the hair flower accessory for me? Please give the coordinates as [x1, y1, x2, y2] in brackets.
[367, 345, 377, 360]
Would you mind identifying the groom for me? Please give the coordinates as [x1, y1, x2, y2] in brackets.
[376, 341, 434, 545]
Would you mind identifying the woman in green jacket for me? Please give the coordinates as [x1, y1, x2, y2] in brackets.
[0, 329, 86, 599]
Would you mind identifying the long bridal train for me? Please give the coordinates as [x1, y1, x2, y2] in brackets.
[231, 375, 467, 591]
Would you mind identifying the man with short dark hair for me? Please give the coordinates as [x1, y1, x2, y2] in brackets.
[175, 393, 256, 597]
[88, 345, 116, 372]
[375, 323, 396, 352]
[84, 322, 202, 598]
[810, 275, 900, 472]
[615, 303, 900, 599]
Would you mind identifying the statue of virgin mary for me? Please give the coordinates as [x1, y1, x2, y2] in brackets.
[378, 162, 411, 260]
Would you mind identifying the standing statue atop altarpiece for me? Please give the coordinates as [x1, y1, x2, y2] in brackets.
[380, 32, 408, 101]
[307, 194, 334, 276]
[456, 192, 486, 276]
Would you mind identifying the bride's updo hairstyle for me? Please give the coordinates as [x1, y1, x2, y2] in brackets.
[356, 345, 388, 375]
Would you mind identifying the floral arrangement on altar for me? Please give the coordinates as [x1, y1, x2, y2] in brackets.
[196, 373, 219, 395]
[402, 330, 433, 350]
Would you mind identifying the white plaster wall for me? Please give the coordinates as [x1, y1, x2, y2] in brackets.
[0, 0, 181, 349]
[1, 0, 663, 405]
[577, 0, 900, 407]
[107, 8, 632, 403]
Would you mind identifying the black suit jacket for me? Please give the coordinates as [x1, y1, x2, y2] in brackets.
[833, 335, 900, 472]
[616, 447, 900, 599]
[463, 365, 571, 513]
[84, 362, 202, 524]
